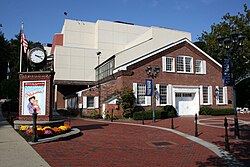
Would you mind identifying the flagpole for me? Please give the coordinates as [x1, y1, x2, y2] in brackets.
[19, 22, 24, 72]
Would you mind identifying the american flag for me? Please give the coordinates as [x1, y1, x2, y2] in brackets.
[21, 32, 28, 53]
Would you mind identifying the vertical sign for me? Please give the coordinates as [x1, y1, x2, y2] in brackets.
[145, 79, 152, 96]
[222, 56, 234, 86]
[22, 81, 46, 115]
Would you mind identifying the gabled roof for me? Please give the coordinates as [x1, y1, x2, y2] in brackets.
[113, 38, 221, 73]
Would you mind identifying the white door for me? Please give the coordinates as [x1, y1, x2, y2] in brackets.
[175, 93, 196, 116]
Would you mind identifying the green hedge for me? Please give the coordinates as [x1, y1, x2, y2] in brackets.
[133, 110, 168, 120]
[133, 105, 178, 120]
[199, 106, 234, 116]
[211, 108, 234, 116]
[199, 106, 213, 115]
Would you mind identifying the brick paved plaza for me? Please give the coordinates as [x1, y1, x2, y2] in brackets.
[32, 114, 250, 167]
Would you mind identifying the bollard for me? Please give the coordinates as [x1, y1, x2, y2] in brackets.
[171, 117, 174, 129]
[234, 116, 240, 139]
[111, 109, 114, 122]
[142, 111, 144, 125]
[224, 117, 230, 151]
[32, 109, 38, 142]
[195, 113, 198, 137]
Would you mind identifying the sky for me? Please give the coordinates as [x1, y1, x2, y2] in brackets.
[0, 0, 249, 44]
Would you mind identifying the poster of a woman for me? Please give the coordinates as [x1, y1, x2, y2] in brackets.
[22, 81, 46, 115]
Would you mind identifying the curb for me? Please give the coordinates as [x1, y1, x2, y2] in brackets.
[29, 128, 82, 145]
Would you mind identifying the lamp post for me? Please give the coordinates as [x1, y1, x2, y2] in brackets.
[217, 29, 245, 139]
[96, 51, 101, 115]
[145, 65, 160, 123]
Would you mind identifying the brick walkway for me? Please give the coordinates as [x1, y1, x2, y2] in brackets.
[33, 118, 229, 167]
[117, 114, 250, 166]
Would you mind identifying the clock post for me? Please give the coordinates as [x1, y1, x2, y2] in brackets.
[14, 46, 63, 129]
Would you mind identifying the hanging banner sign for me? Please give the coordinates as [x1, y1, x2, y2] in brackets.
[22, 81, 46, 115]
[222, 56, 234, 86]
[145, 79, 153, 96]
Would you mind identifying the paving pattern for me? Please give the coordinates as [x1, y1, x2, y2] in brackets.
[33, 119, 227, 167]
[136, 114, 250, 166]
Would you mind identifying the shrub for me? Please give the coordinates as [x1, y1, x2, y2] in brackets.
[123, 108, 134, 118]
[199, 106, 213, 115]
[161, 105, 178, 117]
[90, 110, 102, 119]
[120, 89, 136, 118]
[133, 110, 168, 120]
[211, 108, 234, 116]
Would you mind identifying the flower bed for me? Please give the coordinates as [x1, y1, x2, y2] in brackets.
[17, 123, 72, 142]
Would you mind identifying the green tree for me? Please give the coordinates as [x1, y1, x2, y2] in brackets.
[196, 4, 250, 79]
[118, 88, 136, 118]
[0, 32, 10, 81]
[196, 4, 250, 108]
[0, 32, 36, 99]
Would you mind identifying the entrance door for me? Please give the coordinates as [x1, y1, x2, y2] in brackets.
[175, 93, 196, 116]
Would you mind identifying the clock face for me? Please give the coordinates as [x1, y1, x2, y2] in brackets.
[29, 48, 45, 64]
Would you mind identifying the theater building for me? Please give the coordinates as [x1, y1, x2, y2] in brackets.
[50, 19, 232, 116]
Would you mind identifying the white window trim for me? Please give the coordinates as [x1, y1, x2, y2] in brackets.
[65, 99, 68, 109]
[83, 96, 99, 109]
[162, 56, 175, 73]
[155, 84, 173, 107]
[133, 83, 151, 106]
[162, 56, 166, 72]
[156, 84, 164, 106]
[216, 86, 228, 105]
[177, 55, 194, 74]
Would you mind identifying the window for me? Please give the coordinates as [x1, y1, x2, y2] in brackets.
[185, 57, 192, 72]
[202, 86, 208, 104]
[216, 86, 228, 105]
[137, 84, 146, 105]
[162, 56, 175, 72]
[83, 96, 99, 108]
[156, 84, 172, 106]
[87, 96, 94, 108]
[176, 93, 182, 97]
[166, 57, 174, 72]
[200, 86, 212, 105]
[177, 57, 184, 72]
[177, 56, 193, 73]
[159, 85, 167, 105]
[218, 87, 224, 104]
[95, 58, 115, 81]
[133, 83, 151, 106]
[196, 60, 202, 73]
[195, 60, 206, 74]
[66, 96, 78, 109]
[182, 93, 192, 97]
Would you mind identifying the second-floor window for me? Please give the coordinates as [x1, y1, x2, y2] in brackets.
[166, 57, 175, 72]
[177, 56, 193, 73]
[95, 58, 115, 81]
[195, 60, 206, 74]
